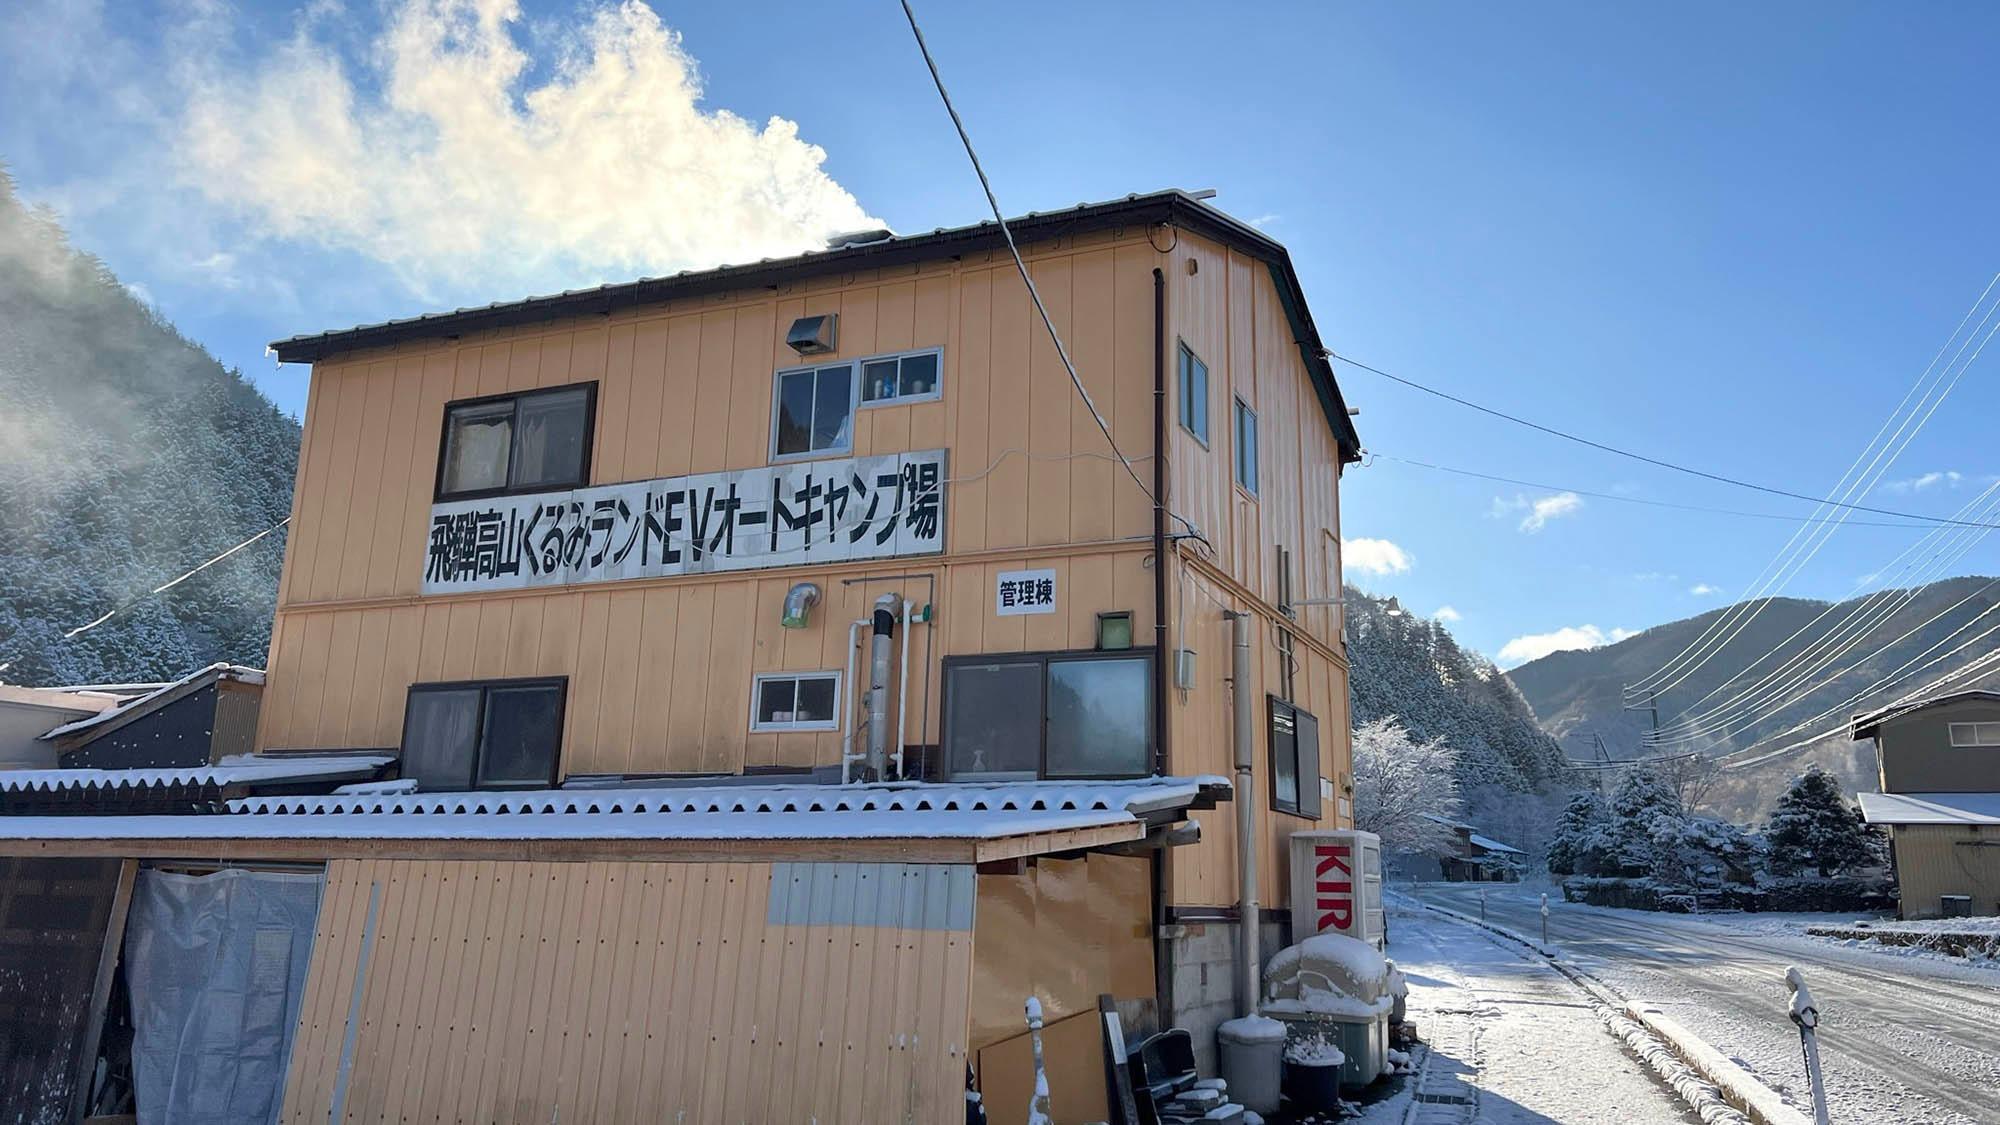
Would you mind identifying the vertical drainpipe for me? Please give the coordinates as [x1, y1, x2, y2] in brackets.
[1230, 609, 1260, 1016]
[1150, 264, 1174, 1026]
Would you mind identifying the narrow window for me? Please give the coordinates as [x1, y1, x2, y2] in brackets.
[401, 678, 565, 792]
[751, 672, 843, 732]
[437, 384, 596, 500]
[1269, 696, 1322, 818]
[1178, 344, 1209, 443]
[773, 364, 856, 459]
[860, 349, 943, 405]
[1949, 721, 2000, 748]
[944, 651, 1154, 780]
[1235, 397, 1259, 495]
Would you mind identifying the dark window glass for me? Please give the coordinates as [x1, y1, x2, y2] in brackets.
[756, 678, 799, 725]
[946, 661, 1042, 776]
[511, 387, 590, 490]
[1046, 657, 1150, 777]
[1270, 698, 1299, 812]
[440, 401, 513, 495]
[1235, 398, 1259, 494]
[477, 683, 563, 787]
[775, 370, 816, 455]
[862, 359, 900, 402]
[795, 676, 837, 724]
[402, 688, 480, 792]
[898, 353, 939, 397]
[1178, 345, 1209, 442]
[1294, 706, 1322, 818]
[811, 365, 852, 450]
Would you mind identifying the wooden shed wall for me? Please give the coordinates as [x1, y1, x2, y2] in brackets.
[1888, 824, 2000, 918]
[281, 858, 974, 1124]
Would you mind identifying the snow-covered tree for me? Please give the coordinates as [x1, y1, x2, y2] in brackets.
[1605, 768, 1683, 876]
[1351, 716, 1462, 854]
[1546, 791, 1612, 876]
[1764, 766, 1880, 877]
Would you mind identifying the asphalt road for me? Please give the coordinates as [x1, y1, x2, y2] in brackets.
[1404, 882, 2000, 1125]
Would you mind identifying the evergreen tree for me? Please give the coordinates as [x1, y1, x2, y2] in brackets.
[1765, 766, 1879, 877]
[1546, 790, 1610, 875]
[1606, 767, 1682, 876]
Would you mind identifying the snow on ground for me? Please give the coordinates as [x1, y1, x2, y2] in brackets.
[1407, 882, 2000, 1125]
[1351, 904, 1695, 1124]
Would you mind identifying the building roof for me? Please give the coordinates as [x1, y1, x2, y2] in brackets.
[267, 189, 1361, 460]
[1467, 833, 1524, 855]
[0, 753, 394, 796]
[1856, 791, 2000, 826]
[0, 775, 1229, 864]
[1850, 689, 2000, 740]
[39, 663, 264, 745]
[0, 684, 125, 720]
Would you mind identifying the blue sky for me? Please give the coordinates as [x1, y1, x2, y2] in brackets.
[3, 0, 1996, 668]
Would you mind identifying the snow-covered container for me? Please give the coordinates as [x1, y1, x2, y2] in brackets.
[1216, 1015, 1284, 1114]
[1259, 933, 1391, 1088]
[1287, 828, 1384, 950]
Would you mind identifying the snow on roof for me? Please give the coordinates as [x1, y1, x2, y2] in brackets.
[1856, 791, 2000, 826]
[0, 775, 1229, 843]
[0, 754, 393, 794]
[1419, 813, 1477, 831]
[1468, 833, 1524, 855]
[39, 663, 264, 742]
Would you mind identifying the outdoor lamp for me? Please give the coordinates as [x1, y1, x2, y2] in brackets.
[782, 582, 821, 629]
[1096, 611, 1134, 651]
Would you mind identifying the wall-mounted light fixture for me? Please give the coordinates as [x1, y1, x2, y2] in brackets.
[1096, 611, 1134, 651]
[781, 582, 822, 629]
[786, 314, 838, 356]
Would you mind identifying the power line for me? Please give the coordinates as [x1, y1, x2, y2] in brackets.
[1368, 453, 1940, 529]
[1332, 327, 2000, 532]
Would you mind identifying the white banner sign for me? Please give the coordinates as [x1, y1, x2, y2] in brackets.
[995, 568, 1057, 616]
[422, 450, 945, 594]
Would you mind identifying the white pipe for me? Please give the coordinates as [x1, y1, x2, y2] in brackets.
[896, 602, 914, 779]
[866, 593, 903, 781]
[1229, 610, 1260, 1015]
[842, 617, 869, 784]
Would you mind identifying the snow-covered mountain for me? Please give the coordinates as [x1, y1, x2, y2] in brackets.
[0, 170, 299, 685]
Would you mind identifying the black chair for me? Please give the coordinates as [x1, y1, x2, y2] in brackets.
[1125, 1028, 1199, 1124]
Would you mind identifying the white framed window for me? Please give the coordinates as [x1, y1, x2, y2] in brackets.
[860, 347, 943, 405]
[1948, 721, 2000, 747]
[751, 671, 842, 732]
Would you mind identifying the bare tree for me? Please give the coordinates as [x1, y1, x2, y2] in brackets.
[1352, 717, 1463, 854]
[1657, 753, 1724, 813]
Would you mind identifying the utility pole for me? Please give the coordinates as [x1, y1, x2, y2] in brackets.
[1622, 687, 1661, 749]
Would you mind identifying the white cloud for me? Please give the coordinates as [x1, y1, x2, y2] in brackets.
[1878, 471, 1965, 494]
[175, 0, 877, 291]
[1432, 605, 1462, 623]
[1344, 537, 1412, 577]
[1688, 583, 1722, 597]
[1490, 491, 1583, 533]
[1496, 624, 1633, 668]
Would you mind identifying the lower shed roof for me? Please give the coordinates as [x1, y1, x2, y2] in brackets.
[0, 775, 1228, 864]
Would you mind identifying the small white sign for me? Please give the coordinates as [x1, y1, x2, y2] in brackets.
[995, 568, 1057, 616]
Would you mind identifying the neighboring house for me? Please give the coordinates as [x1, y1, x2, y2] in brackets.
[0, 684, 124, 768]
[38, 663, 266, 769]
[1853, 689, 2000, 919]
[1420, 813, 1524, 882]
[0, 190, 1362, 1118]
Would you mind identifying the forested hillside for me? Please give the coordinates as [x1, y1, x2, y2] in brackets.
[0, 171, 299, 684]
[1507, 576, 2000, 818]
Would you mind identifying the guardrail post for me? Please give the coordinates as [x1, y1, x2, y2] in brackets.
[1785, 967, 1831, 1125]
[1540, 893, 1549, 946]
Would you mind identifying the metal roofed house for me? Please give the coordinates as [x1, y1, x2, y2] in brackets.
[1418, 812, 1526, 882]
[0, 189, 1362, 1120]
[1852, 689, 2000, 918]
[0, 683, 127, 768]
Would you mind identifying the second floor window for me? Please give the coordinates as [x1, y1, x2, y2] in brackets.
[943, 650, 1153, 780]
[1178, 343, 1209, 443]
[1948, 722, 2000, 747]
[401, 678, 566, 792]
[773, 349, 945, 460]
[437, 384, 595, 499]
[1235, 397, 1260, 495]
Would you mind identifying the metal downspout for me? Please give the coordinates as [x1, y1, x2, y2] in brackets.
[1150, 263, 1175, 1026]
[1229, 610, 1260, 1016]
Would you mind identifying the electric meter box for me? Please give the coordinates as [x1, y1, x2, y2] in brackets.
[1287, 829, 1384, 950]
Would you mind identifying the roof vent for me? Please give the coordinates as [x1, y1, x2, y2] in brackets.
[786, 314, 838, 356]
[826, 228, 895, 250]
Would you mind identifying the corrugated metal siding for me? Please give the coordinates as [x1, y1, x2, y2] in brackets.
[281, 858, 974, 1124]
[1890, 825, 2000, 918]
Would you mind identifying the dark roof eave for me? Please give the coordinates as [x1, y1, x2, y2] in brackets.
[271, 190, 1362, 461]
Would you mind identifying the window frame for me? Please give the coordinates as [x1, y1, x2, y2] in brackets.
[770, 347, 946, 463]
[940, 648, 1157, 781]
[1234, 396, 1259, 497]
[433, 381, 599, 502]
[400, 676, 567, 792]
[1947, 721, 2000, 748]
[1177, 342, 1210, 446]
[1268, 695, 1322, 819]
[857, 346, 946, 408]
[749, 670, 844, 733]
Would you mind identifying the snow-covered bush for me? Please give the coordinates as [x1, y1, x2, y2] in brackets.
[1351, 717, 1463, 854]
[1763, 765, 1882, 877]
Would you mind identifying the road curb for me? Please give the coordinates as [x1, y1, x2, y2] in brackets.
[1392, 893, 1810, 1125]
